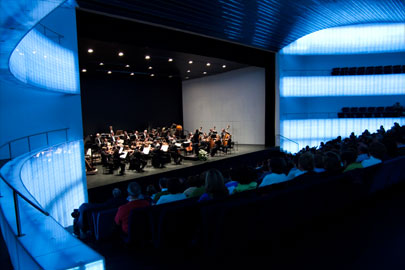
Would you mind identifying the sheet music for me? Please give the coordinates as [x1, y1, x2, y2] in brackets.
[143, 146, 151, 155]
[86, 148, 92, 156]
[161, 144, 169, 152]
[120, 151, 128, 159]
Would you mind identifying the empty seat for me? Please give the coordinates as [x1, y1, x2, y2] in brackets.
[383, 65, 393, 74]
[365, 66, 375, 75]
[348, 67, 357, 75]
[393, 65, 402, 74]
[374, 66, 383, 74]
[357, 67, 365, 75]
[340, 67, 349, 75]
[331, 67, 340, 76]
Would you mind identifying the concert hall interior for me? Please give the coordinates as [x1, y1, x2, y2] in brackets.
[1, 1, 405, 270]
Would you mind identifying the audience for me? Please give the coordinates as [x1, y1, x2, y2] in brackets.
[232, 166, 258, 194]
[259, 157, 289, 187]
[341, 149, 363, 172]
[115, 182, 150, 234]
[183, 174, 206, 198]
[198, 169, 229, 202]
[156, 177, 187, 205]
[152, 177, 170, 204]
[361, 142, 386, 167]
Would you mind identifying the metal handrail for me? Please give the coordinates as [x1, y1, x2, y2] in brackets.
[276, 134, 299, 152]
[0, 128, 69, 236]
[38, 23, 64, 44]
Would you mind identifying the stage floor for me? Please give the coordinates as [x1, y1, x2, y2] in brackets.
[86, 144, 267, 189]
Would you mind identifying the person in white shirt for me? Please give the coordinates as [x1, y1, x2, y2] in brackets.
[156, 177, 187, 205]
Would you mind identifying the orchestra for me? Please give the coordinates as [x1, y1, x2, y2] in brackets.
[84, 124, 233, 175]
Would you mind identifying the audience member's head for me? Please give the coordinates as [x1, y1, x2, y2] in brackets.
[159, 177, 169, 190]
[127, 182, 142, 199]
[314, 153, 325, 169]
[341, 149, 358, 167]
[323, 151, 342, 173]
[269, 157, 286, 174]
[369, 142, 387, 160]
[112, 188, 122, 198]
[145, 184, 157, 197]
[298, 152, 314, 172]
[204, 169, 228, 197]
[232, 166, 257, 184]
[167, 177, 184, 194]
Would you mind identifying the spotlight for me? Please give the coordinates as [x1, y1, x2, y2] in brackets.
[185, 76, 189, 79]
[99, 62, 104, 66]
[150, 74, 155, 77]
[81, 69, 87, 72]
[125, 64, 130, 68]
[107, 71, 112, 74]
[87, 48, 93, 53]
[187, 70, 191, 73]
[145, 55, 151, 60]
[188, 60, 193, 64]
[222, 65, 226, 68]
[206, 63, 211, 66]
[130, 72, 134, 76]
[168, 75, 173, 78]
[203, 71, 207, 74]
[118, 52, 124, 56]
[168, 58, 173, 62]
[148, 66, 153, 70]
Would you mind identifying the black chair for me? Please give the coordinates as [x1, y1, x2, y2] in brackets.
[342, 107, 350, 118]
[374, 66, 383, 74]
[338, 112, 345, 118]
[340, 67, 349, 75]
[357, 67, 365, 75]
[358, 107, 367, 118]
[365, 66, 375, 75]
[376, 106, 385, 117]
[402, 65, 405, 73]
[331, 67, 340, 76]
[385, 106, 396, 117]
[393, 65, 402, 74]
[383, 65, 392, 74]
[366, 107, 376, 118]
[348, 67, 357, 75]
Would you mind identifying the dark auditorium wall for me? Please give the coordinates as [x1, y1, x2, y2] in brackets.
[80, 75, 183, 136]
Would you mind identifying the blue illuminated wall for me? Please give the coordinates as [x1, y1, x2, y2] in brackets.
[20, 141, 86, 227]
[278, 23, 405, 153]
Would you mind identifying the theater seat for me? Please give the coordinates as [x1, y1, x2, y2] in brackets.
[393, 65, 402, 74]
[383, 65, 393, 74]
[331, 67, 340, 76]
[348, 67, 357, 75]
[93, 208, 119, 241]
[375, 66, 383, 74]
[365, 66, 375, 75]
[357, 67, 365, 75]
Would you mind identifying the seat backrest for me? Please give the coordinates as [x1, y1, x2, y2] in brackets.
[93, 207, 118, 241]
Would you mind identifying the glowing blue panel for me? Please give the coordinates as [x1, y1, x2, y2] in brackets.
[281, 118, 405, 153]
[281, 74, 405, 97]
[281, 23, 405, 55]
[20, 141, 87, 227]
[9, 29, 79, 93]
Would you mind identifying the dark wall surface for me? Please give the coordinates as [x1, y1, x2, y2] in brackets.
[80, 75, 183, 136]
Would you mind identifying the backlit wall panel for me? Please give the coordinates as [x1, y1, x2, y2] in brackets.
[281, 74, 405, 97]
[281, 23, 405, 55]
[9, 29, 79, 93]
[20, 140, 87, 227]
[281, 118, 405, 153]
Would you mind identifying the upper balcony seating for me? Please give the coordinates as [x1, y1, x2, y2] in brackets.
[331, 64, 404, 76]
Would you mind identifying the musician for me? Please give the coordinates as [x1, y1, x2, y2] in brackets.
[95, 133, 103, 148]
[192, 129, 200, 155]
[210, 134, 222, 157]
[113, 147, 126, 175]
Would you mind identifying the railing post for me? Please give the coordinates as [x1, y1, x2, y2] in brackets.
[27, 136, 31, 152]
[13, 190, 24, 237]
[8, 143, 12, 160]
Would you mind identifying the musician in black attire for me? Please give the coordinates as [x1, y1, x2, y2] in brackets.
[128, 149, 147, 172]
[192, 129, 200, 155]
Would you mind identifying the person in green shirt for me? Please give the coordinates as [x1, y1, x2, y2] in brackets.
[232, 166, 258, 194]
[341, 149, 363, 172]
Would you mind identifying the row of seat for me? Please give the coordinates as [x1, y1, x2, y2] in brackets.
[331, 65, 405, 76]
[338, 106, 404, 118]
[91, 156, 405, 255]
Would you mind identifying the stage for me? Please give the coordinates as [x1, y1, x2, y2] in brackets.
[86, 144, 279, 202]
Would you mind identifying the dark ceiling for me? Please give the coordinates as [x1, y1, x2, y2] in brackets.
[78, 39, 249, 81]
[76, 0, 405, 52]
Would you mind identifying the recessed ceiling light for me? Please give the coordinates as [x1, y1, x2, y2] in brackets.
[145, 55, 151, 60]
[150, 74, 155, 77]
[188, 60, 193, 64]
[187, 70, 191, 73]
[168, 58, 173, 62]
[130, 72, 134, 76]
[125, 64, 130, 68]
[206, 63, 211, 66]
[99, 62, 104, 66]
[168, 75, 173, 78]
[148, 66, 153, 70]
[107, 71, 112, 74]
[118, 52, 124, 56]
[203, 71, 207, 74]
[185, 76, 189, 79]
[82, 69, 87, 72]
[222, 65, 227, 68]
[87, 48, 93, 53]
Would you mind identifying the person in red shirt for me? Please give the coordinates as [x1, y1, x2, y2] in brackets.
[115, 182, 150, 234]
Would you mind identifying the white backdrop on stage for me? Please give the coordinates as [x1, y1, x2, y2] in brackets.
[182, 66, 265, 145]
